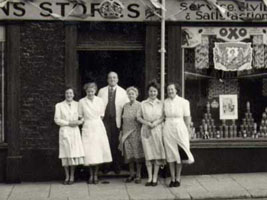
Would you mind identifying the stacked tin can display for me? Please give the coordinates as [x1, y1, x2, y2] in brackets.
[198, 102, 217, 139]
[259, 107, 267, 137]
[218, 120, 238, 138]
[191, 100, 267, 140]
[239, 102, 258, 138]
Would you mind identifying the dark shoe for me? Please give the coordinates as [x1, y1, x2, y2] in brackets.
[68, 180, 74, 185]
[125, 176, 135, 183]
[169, 181, 175, 187]
[102, 167, 110, 174]
[63, 180, 68, 185]
[93, 176, 99, 184]
[114, 169, 121, 175]
[134, 177, 141, 184]
[145, 181, 152, 186]
[174, 180, 180, 187]
[152, 181, 158, 187]
[87, 179, 93, 184]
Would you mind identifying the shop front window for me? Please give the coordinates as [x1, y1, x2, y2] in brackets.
[0, 26, 4, 143]
[182, 27, 267, 141]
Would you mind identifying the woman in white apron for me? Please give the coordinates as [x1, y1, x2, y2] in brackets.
[54, 87, 85, 185]
[137, 81, 166, 187]
[79, 82, 112, 184]
[163, 83, 194, 188]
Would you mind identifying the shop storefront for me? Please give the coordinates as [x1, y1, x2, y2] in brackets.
[1, 0, 267, 182]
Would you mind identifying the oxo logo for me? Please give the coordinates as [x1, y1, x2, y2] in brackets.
[219, 28, 247, 40]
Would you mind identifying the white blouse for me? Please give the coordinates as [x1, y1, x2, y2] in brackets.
[164, 95, 190, 118]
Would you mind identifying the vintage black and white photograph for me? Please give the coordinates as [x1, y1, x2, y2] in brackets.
[1, 0, 267, 200]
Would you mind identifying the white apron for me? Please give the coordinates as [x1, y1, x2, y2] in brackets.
[163, 96, 194, 164]
[79, 96, 112, 166]
[54, 101, 85, 159]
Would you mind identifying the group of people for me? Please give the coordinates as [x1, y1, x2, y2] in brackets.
[54, 71, 194, 187]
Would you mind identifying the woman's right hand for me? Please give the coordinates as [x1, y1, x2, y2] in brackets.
[147, 122, 154, 129]
[69, 121, 78, 127]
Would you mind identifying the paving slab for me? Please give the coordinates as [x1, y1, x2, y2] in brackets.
[230, 173, 267, 198]
[162, 178, 191, 200]
[179, 176, 208, 199]
[195, 174, 251, 199]
[126, 178, 175, 200]
[88, 178, 129, 200]
[0, 184, 13, 200]
[4, 173, 267, 200]
[247, 189, 267, 198]
[49, 182, 89, 199]
[8, 183, 50, 200]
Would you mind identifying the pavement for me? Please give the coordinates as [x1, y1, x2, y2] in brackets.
[1, 173, 267, 200]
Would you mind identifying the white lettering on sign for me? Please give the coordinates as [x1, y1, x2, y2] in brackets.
[0, 0, 146, 21]
[0, 0, 266, 22]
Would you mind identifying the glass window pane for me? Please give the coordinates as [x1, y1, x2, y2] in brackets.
[182, 27, 267, 140]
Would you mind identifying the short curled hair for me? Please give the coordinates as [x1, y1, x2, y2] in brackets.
[126, 86, 139, 97]
[147, 80, 160, 92]
[83, 82, 98, 92]
[167, 82, 181, 95]
[65, 86, 75, 95]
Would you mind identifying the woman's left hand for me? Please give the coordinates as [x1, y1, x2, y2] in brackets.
[69, 121, 78, 127]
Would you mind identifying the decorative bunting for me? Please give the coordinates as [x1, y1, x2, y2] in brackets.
[213, 42, 253, 71]
[138, 0, 162, 18]
[195, 35, 209, 69]
[27, 0, 63, 20]
[205, 0, 230, 20]
[0, 0, 8, 8]
[232, 0, 245, 10]
[149, 0, 166, 10]
[252, 35, 265, 69]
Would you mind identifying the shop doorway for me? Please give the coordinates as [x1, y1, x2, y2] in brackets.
[78, 50, 145, 100]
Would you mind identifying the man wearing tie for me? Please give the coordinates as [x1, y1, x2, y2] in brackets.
[98, 72, 129, 174]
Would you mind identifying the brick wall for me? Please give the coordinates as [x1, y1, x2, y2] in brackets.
[20, 22, 65, 150]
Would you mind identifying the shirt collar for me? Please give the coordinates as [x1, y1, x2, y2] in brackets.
[145, 98, 161, 105]
[86, 96, 96, 102]
[109, 85, 117, 91]
[169, 95, 179, 101]
[65, 100, 73, 105]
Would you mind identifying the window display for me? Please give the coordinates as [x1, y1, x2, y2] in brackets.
[182, 26, 267, 142]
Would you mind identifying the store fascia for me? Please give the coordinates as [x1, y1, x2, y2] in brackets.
[2, 0, 267, 148]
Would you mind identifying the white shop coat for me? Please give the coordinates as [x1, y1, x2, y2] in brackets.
[98, 85, 129, 128]
[54, 100, 84, 159]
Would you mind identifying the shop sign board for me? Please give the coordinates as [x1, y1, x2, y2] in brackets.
[182, 27, 267, 48]
[0, 0, 266, 22]
[169, 0, 267, 22]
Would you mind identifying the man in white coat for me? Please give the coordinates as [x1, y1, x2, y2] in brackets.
[98, 71, 129, 174]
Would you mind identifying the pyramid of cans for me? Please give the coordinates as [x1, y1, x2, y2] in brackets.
[239, 101, 258, 138]
[198, 102, 216, 139]
[259, 107, 267, 137]
[219, 120, 237, 138]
